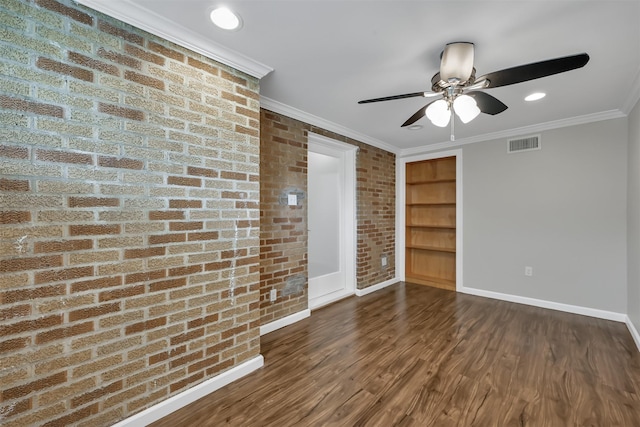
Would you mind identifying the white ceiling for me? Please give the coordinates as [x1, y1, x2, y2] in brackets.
[78, 0, 640, 154]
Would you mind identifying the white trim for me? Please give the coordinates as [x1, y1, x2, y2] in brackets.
[622, 67, 640, 115]
[455, 152, 463, 291]
[460, 285, 627, 322]
[397, 149, 463, 290]
[260, 309, 311, 335]
[307, 133, 358, 311]
[399, 110, 626, 157]
[75, 0, 273, 79]
[262, 97, 398, 154]
[111, 356, 264, 427]
[395, 153, 403, 281]
[308, 132, 360, 154]
[310, 291, 354, 310]
[626, 316, 640, 352]
[355, 278, 399, 296]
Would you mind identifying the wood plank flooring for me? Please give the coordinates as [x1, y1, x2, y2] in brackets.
[151, 282, 640, 426]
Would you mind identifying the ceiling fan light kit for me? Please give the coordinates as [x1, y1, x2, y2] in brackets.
[453, 94, 481, 123]
[425, 99, 450, 127]
[424, 94, 481, 128]
[358, 42, 589, 140]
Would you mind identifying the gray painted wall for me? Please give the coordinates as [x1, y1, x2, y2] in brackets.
[462, 118, 628, 313]
[628, 100, 640, 328]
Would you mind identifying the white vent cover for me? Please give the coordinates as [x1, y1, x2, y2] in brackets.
[508, 135, 541, 153]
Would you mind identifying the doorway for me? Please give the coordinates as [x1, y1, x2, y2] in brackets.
[307, 133, 356, 309]
[405, 156, 457, 290]
[399, 149, 463, 291]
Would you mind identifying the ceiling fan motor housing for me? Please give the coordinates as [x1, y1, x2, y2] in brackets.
[431, 69, 476, 92]
[440, 42, 475, 83]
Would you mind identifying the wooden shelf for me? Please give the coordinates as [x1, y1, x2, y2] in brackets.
[406, 244, 456, 253]
[406, 224, 456, 229]
[406, 202, 456, 206]
[405, 156, 456, 292]
[405, 273, 456, 290]
[406, 181, 455, 205]
[407, 178, 456, 185]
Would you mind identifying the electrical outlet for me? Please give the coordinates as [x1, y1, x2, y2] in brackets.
[525, 266, 533, 277]
[381, 255, 387, 267]
[270, 289, 277, 301]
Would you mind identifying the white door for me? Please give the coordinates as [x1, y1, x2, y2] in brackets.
[308, 134, 356, 309]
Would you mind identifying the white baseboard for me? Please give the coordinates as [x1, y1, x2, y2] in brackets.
[260, 279, 401, 336]
[260, 309, 310, 336]
[111, 356, 264, 427]
[626, 316, 640, 352]
[460, 286, 627, 323]
[310, 290, 354, 311]
[355, 278, 399, 297]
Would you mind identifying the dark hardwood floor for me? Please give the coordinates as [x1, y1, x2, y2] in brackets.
[151, 282, 640, 426]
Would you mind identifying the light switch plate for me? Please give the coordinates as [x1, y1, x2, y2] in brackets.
[287, 194, 297, 206]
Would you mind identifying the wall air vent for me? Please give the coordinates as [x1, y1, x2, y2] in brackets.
[508, 135, 541, 153]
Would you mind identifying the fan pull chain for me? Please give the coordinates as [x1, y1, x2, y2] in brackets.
[450, 110, 455, 141]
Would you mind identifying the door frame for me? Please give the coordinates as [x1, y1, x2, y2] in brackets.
[397, 149, 463, 291]
[307, 132, 357, 309]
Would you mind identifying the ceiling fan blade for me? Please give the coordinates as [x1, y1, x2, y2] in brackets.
[478, 53, 589, 88]
[401, 100, 438, 127]
[358, 91, 437, 104]
[466, 91, 508, 115]
[440, 42, 474, 83]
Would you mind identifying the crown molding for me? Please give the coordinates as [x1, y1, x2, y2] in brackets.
[69, 0, 639, 157]
[622, 67, 640, 115]
[75, 0, 273, 79]
[399, 109, 627, 157]
[260, 96, 399, 154]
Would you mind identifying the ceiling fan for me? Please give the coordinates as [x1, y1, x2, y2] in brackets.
[358, 42, 589, 138]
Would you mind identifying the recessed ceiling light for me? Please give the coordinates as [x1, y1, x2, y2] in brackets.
[407, 125, 423, 131]
[210, 7, 242, 30]
[525, 92, 546, 101]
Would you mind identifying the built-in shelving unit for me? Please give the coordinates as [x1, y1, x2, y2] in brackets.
[405, 156, 456, 291]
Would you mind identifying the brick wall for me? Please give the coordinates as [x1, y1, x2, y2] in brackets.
[259, 110, 395, 325]
[259, 111, 308, 324]
[352, 143, 396, 288]
[0, 1, 260, 426]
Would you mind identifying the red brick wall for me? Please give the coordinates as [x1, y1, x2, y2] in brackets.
[0, 1, 260, 425]
[353, 143, 396, 288]
[259, 111, 308, 323]
[259, 110, 396, 325]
